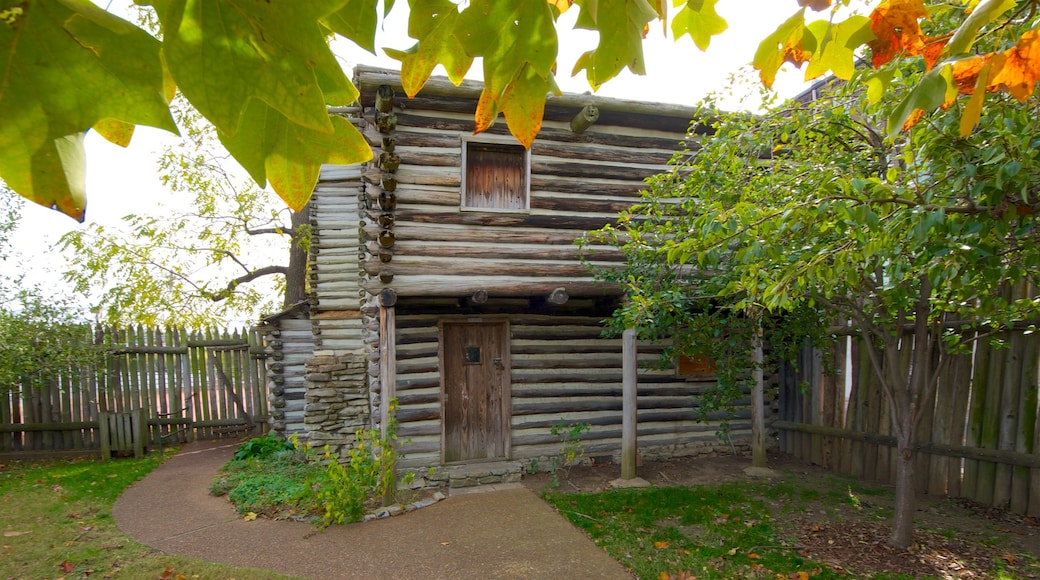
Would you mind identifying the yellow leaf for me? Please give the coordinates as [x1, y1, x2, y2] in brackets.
[243, 512, 257, 521]
[654, 540, 670, 549]
[727, 548, 738, 556]
[748, 552, 761, 560]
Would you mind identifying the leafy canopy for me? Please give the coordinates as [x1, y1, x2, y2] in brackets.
[3, 0, 1040, 220]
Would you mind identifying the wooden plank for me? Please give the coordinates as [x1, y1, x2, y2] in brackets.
[977, 333, 1008, 505]
[1013, 332, 1038, 514]
[995, 329, 1026, 508]
[962, 337, 991, 499]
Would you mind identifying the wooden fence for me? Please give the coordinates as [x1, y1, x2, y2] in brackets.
[775, 331, 1040, 517]
[0, 326, 268, 456]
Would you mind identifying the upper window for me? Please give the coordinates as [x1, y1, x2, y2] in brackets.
[461, 137, 530, 211]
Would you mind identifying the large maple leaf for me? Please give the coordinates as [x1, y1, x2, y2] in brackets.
[867, 0, 929, 68]
[0, 1, 176, 220]
[385, 0, 474, 97]
[457, 0, 561, 147]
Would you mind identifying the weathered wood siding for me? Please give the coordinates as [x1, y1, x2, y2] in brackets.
[391, 307, 751, 468]
[353, 66, 692, 300]
[311, 163, 365, 314]
[269, 318, 312, 435]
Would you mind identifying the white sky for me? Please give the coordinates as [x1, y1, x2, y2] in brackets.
[7, 1, 834, 304]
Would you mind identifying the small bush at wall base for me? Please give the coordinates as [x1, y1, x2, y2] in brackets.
[212, 399, 412, 525]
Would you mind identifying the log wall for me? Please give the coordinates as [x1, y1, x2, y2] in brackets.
[390, 306, 754, 469]
[350, 65, 693, 301]
[297, 66, 751, 470]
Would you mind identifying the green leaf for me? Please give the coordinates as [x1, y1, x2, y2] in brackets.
[155, 0, 353, 138]
[571, 0, 659, 88]
[944, 0, 1017, 57]
[499, 63, 561, 148]
[671, 0, 728, 52]
[323, 0, 378, 54]
[752, 8, 809, 88]
[457, 0, 560, 140]
[0, 0, 175, 219]
[218, 101, 373, 211]
[804, 16, 874, 81]
[386, 0, 472, 97]
[887, 67, 948, 136]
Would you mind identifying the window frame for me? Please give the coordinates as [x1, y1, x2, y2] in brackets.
[460, 134, 531, 213]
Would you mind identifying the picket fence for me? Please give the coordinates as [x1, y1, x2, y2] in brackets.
[0, 326, 268, 456]
[776, 330, 1040, 517]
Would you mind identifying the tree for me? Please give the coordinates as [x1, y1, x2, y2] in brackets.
[596, 67, 1040, 548]
[58, 100, 311, 328]
[0, 184, 21, 263]
[3, 0, 1039, 221]
[0, 285, 100, 393]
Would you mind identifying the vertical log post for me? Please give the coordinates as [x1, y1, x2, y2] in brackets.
[751, 318, 767, 468]
[379, 303, 397, 507]
[621, 328, 638, 480]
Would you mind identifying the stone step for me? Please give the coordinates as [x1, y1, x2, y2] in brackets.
[431, 460, 525, 489]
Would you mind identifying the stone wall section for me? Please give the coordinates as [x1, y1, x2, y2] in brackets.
[303, 350, 371, 458]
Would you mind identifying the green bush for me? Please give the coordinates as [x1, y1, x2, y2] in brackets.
[232, 433, 294, 461]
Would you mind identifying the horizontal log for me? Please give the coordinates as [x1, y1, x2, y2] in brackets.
[772, 421, 1040, 469]
[362, 256, 599, 278]
[380, 240, 615, 262]
[362, 277, 621, 298]
[355, 67, 699, 133]
[368, 222, 598, 245]
[388, 208, 616, 231]
[386, 112, 686, 151]
[530, 159, 663, 182]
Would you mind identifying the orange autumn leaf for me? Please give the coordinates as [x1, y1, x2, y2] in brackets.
[868, 0, 929, 67]
[921, 33, 953, 70]
[988, 29, 1040, 101]
[654, 540, 671, 549]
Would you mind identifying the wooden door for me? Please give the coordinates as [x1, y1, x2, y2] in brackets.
[442, 321, 510, 462]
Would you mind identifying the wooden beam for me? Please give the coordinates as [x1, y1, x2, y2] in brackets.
[547, 287, 569, 305]
[621, 328, 638, 480]
[469, 289, 489, 304]
[375, 84, 395, 113]
[570, 105, 599, 133]
[379, 304, 397, 506]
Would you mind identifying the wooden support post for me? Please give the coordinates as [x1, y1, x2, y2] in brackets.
[751, 315, 767, 468]
[570, 105, 599, 133]
[379, 304, 397, 506]
[621, 328, 638, 480]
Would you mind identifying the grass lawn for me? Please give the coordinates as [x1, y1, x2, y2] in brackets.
[542, 473, 1040, 580]
[0, 450, 299, 580]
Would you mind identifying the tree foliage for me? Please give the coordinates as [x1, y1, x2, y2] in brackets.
[4, 0, 1040, 221]
[0, 285, 100, 393]
[58, 98, 307, 328]
[594, 60, 1040, 546]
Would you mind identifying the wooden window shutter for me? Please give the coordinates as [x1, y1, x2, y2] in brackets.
[463, 141, 529, 210]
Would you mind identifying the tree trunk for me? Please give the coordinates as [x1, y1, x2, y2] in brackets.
[283, 205, 310, 307]
[889, 439, 917, 548]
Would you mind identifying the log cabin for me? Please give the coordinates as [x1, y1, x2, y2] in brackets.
[259, 65, 766, 487]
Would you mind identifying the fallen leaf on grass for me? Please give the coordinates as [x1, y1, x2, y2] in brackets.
[243, 512, 257, 521]
[654, 541, 670, 549]
[1001, 554, 1018, 565]
[3, 531, 30, 537]
[59, 560, 74, 573]
[748, 552, 761, 560]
